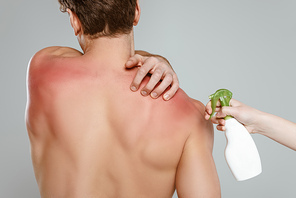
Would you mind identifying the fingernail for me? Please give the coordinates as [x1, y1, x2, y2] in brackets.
[131, 86, 137, 91]
[126, 60, 133, 65]
[141, 91, 147, 96]
[164, 94, 170, 100]
[151, 92, 158, 98]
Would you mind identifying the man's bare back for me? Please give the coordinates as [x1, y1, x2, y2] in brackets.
[26, 1, 220, 196]
[26, 46, 220, 198]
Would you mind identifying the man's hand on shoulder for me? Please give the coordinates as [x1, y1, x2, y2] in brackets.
[126, 51, 179, 101]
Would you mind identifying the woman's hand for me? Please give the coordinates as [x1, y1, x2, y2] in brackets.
[205, 99, 262, 134]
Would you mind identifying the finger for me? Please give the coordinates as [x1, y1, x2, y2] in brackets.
[149, 73, 173, 99]
[130, 63, 154, 92]
[205, 100, 222, 114]
[205, 111, 211, 120]
[214, 100, 222, 108]
[221, 106, 239, 118]
[144, 57, 159, 73]
[210, 116, 220, 125]
[125, 54, 144, 68]
[205, 106, 222, 120]
[217, 125, 226, 131]
[215, 111, 228, 119]
[162, 74, 179, 101]
[141, 67, 164, 96]
[229, 98, 241, 107]
[218, 118, 226, 126]
[205, 101, 213, 118]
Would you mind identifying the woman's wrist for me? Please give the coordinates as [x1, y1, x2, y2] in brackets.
[250, 110, 269, 135]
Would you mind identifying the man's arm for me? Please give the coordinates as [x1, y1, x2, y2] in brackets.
[176, 102, 221, 198]
[126, 51, 179, 101]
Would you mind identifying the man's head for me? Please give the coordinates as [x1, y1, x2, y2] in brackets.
[58, 0, 140, 38]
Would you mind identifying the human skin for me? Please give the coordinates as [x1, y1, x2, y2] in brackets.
[26, 44, 220, 198]
[205, 99, 296, 151]
[126, 51, 179, 101]
[25, 2, 220, 197]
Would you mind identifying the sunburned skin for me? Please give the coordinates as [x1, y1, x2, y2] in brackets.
[26, 47, 220, 198]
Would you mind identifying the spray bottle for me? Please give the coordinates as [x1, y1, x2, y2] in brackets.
[209, 89, 262, 181]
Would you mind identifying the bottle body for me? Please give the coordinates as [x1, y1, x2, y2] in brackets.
[224, 118, 262, 181]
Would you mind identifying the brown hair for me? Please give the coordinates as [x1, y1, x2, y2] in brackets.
[58, 0, 137, 38]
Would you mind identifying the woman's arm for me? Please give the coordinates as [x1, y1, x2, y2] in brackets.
[205, 99, 296, 151]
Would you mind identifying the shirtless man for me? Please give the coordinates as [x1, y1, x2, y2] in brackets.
[25, 0, 220, 197]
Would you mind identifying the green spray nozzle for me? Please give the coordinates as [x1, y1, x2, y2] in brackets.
[209, 89, 233, 120]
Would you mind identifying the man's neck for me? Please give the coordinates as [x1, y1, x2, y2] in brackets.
[78, 32, 135, 68]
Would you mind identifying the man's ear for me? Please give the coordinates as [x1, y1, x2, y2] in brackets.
[67, 9, 82, 36]
[133, 0, 141, 26]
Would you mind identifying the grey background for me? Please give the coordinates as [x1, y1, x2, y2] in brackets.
[1, 0, 295, 197]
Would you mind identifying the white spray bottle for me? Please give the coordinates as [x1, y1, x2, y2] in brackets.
[209, 89, 262, 181]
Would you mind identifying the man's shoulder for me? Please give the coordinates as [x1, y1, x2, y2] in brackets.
[167, 90, 215, 153]
[33, 46, 83, 60]
[159, 89, 207, 127]
[28, 46, 82, 70]
[27, 47, 85, 97]
[170, 89, 205, 117]
[29, 46, 84, 72]
[171, 89, 213, 134]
